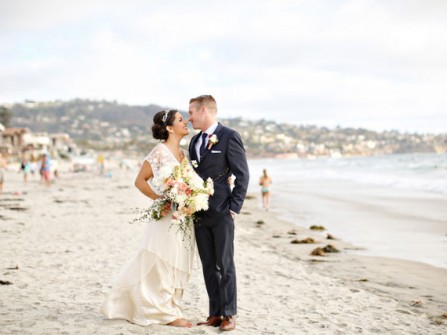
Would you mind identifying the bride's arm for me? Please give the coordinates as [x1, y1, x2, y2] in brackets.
[135, 161, 161, 200]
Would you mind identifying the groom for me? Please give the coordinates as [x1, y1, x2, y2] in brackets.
[188, 95, 249, 331]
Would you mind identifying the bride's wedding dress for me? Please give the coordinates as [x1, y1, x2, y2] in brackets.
[101, 143, 195, 326]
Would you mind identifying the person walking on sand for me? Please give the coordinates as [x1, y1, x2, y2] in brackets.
[188, 95, 249, 331]
[101, 110, 197, 328]
[259, 168, 272, 211]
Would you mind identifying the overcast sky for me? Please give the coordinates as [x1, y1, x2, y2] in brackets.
[1, 0, 446, 133]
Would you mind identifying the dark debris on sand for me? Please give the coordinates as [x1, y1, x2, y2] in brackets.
[310, 247, 326, 256]
[429, 314, 446, 326]
[310, 244, 340, 256]
[0, 280, 13, 285]
[291, 237, 316, 244]
[322, 244, 340, 253]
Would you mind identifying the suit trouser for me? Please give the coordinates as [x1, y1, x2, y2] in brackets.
[195, 210, 236, 317]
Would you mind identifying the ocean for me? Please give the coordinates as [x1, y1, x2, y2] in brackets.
[247, 153, 447, 269]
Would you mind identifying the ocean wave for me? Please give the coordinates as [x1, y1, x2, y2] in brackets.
[248, 153, 447, 195]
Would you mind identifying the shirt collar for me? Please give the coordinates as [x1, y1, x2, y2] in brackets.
[204, 122, 218, 136]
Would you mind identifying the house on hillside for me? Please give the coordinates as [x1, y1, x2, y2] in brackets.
[51, 133, 77, 155]
[1, 128, 76, 158]
[1, 127, 29, 155]
[22, 132, 51, 154]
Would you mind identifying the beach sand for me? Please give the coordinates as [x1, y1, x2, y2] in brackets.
[1, 164, 446, 334]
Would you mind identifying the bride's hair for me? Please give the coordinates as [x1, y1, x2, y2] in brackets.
[152, 110, 176, 140]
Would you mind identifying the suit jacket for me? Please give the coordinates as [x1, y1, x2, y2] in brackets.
[189, 123, 249, 214]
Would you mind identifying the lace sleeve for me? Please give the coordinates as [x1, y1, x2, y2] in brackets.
[144, 144, 163, 176]
[144, 143, 176, 194]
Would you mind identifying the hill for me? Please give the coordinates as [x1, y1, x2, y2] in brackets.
[7, 99, 447, 157]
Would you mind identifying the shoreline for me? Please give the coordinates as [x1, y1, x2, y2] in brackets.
[1, 168, 446, 334]
[250, 176, 447, 270]
[241, 194, 447, 323]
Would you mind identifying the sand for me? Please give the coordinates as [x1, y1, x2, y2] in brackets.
[1, 162, 446, 334]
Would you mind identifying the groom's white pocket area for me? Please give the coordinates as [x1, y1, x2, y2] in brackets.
[211, 150, 222, 153]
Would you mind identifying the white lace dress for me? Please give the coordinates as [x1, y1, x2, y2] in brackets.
[101, 143, 196, 326]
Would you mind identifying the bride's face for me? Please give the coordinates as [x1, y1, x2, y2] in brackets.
[170, 112, 189, 137]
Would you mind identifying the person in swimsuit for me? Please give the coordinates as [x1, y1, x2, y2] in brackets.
[259, 169, 272, 211]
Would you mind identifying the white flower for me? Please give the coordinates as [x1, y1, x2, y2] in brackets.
[209, 134, 218, 144]
[193, 193, 210, 211]
[205, 178, 214, 195]
[207, 134, 218, 149]
[191, 160, 198, 168]
[189, 173, 206, 190]
[154, 163, 175, 187]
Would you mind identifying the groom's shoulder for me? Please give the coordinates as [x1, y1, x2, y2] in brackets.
[219, 124, 239, 136]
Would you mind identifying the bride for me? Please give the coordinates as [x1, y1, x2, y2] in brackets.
[101, 110, 195, 328]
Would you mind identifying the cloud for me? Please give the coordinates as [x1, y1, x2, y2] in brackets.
[0, 0, 446, 133]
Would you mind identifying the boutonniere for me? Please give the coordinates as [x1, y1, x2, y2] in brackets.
[207, 134, 219, 150]
[191, 160, 198, 168]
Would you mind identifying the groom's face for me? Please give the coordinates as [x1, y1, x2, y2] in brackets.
[188, 102, 204, 130]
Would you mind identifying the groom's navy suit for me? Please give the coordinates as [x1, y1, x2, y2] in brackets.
[189, 123, 249, 317]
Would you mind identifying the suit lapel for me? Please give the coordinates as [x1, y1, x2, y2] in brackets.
[190, 133, 201, 163]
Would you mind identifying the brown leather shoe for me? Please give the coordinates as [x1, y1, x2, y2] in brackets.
[197, 316, 222, 327]
[219, 316, 236, 331]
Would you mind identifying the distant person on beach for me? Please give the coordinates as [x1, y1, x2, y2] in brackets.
[21, 158, 31, 182]
[30, 158, 38, 177]
[40, 154, 51, 186]
[188, 94, 249, 331]
[0, 154, 7, 193]
[96, 154, 105, 174]
[101, 110, 196, 328]
[259, 168, 272, 211]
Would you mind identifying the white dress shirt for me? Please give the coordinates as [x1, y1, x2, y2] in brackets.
[195, 122, 218, 162]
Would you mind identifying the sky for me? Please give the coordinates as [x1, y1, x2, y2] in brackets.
[1, 0, 446, 133]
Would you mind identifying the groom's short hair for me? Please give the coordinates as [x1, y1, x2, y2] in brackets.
[190, 95, 217, 111]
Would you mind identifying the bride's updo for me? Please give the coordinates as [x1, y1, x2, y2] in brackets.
[152, 110, 177, 140]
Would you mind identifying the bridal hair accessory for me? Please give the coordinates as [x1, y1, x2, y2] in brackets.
[162, 110, 170, 124]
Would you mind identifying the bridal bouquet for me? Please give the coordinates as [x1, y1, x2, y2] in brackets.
[147, 158, 214, 240]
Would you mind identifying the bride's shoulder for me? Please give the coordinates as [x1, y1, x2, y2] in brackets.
[145, 143, 165, 161]
[150, 142, 167, 153]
